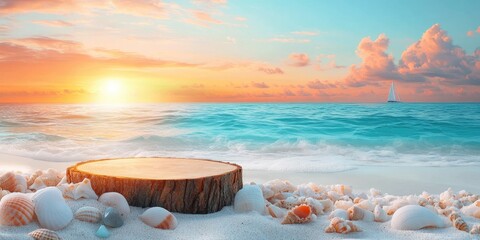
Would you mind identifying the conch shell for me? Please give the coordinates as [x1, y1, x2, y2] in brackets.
[449, 212, 469, 232]
[281, 204, 313, 224]
[266, 203, 287, 218]
[57, 178, 98, 200]
[325, 217, 361, 234]
[348, 206, 374, 221]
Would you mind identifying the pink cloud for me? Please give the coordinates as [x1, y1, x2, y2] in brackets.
[32, 20, 73, 27]
[192, 11, 222, 24]
[251, 82, 269, 88]
[399, 24, 480, 85]
[344, 34, 399, 86]
[477, 26, 480, 33]
[288, 53, 310, 67]
[316, 54, 345, 71]
[0, 0, 80, 14]
[112, 0, 168, 19]
[467, 30, 474, 37]
[306, 80, 337, 89]
[257, 66, 284, 75]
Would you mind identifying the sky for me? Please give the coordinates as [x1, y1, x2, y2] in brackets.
[0, 0, 479, 103]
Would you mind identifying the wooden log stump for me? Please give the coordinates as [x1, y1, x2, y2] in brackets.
[66, 157, 242, 214]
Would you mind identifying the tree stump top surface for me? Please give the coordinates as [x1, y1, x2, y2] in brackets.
[74, 157, 239, 180]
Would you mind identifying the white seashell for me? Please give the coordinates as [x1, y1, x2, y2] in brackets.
[355, 199, 375, 212]
[0, 172, 17, 192]
[370, 188, 382, 197]
[99, 192, 130, 218]
[335, 200, 354, 211]
[471, 224, 480, 234]
[234, 185, 265, 214]
[29, 178, 47, 191]
[461, 202, 480, 218]
[14, 174, 27, 193]
[348, 206, 374, 221]
[266, 203, 287, 218]
[449, 212, 468, 232]
[27, 170, 43, 187]
[57, 176, 67, 186]
[0, 193, 35, 226]
[374, 205, 388, 222]
[262, 179, 296, 195]
[29, 228, 61, 240]
[325, 217, 361, 234]
[333, 184, 352, 197]
[57, 183, 76, 199]
[281, 204, 313, 224]
[328, 209, 348, 220]
[391, 205, 447, 230]
[73, 179, 98, 200]
[33, 187, 73, 230]
[75, 206, 102, 223]
[317, 199, 333, 213]
[0, 189, 10, 201]
[139, 207, 177, 229]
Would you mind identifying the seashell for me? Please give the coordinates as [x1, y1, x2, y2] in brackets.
[29, 178, 47, 191]
[391, 205, 447, 230]
[0, 189, 11, 201]
[95, 225, 110, 238]
[449, 212, 469, 232]
[328, 209, 348, 220]
[14, 174, 27, 193]
[274, 196, 324, 215]
[355, 199, 375, 212]
[333, 184, 352, 196]
[57, 176, 67, 186]
[353, 197, 363, 204]
[262, 179, 297, 195]
[327, 191, 341, 202]
[471, 224, 480, 234]
[370, 188, 382, 197]
[73, 179, 98, 200]
[33, 187, 73, 230]
[27, 170, 43, 187]
[317, 199, 333, 212]
[325, 217, 361, 234]
[418, 197, 428, 206]
[460, 202, 480, 218]
[57, 183, 76, 199]
[75, 206, 102, 223]
[334, 200, 354, 211]
[266, 203, 287, 218]
[233, 185, 265, 214]
[348, 206, 374, 221]
[103, 207, 123, 228]
[29, 228, 62, 240]
[139, 207, 178, 230]
[374, 205, 388, 222]
[0, 193, 35, 226]
[281, 204, 312, 224]
[0, 172, 17, 192]
[99, 192, 130, 218]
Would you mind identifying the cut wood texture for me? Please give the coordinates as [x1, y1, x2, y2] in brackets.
[66, 157, 242, 214]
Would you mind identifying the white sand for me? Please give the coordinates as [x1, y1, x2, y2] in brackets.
[1, 153, 479, 240]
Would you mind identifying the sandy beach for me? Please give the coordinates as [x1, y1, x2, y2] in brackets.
[1, 153, 479, 239]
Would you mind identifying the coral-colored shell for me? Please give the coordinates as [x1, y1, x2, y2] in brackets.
[74, 206, 102, 223]
[335, 200, 354, 211]
[234, 185, 265, 214]
[58, 178, 98, 200]
[99, 192, 130, 218]
[0, 172, 17, 192]
[449, 212, 469, 232]
[281, 204, 312, 224]
[325, 217, 361, 234]
[29, 228, 62, 240]
[33, 187, 73, 230]
[391, 205, 446, 230]
[0, 193, 35, 226]
[139, 207, 178, 230]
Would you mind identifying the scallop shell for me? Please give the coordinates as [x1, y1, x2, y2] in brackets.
[29, 228, 62, 240]
[74, 206, 102, 223]
[0, 193, 35, 226]
[266, 203, 287, 218]
[33, 187, 73, 230]
[281, 204, 312, 224]
[348, 206, 374, 221]
[391, 205, 446, 230]
[73, 179, 98, 200]
[449, 212, 469, 232]
[99, 192, 130, 218]
[0, 189, 11, 201]
[234, 185, 265, 214]
[328, 209, 348, 220]
[27, 170, 43, 187]
[14, 174, 28, 193]
[325, 217, 361, 234]
[0, 172, 17, 192]
[374, 205, 388, 222]
[471, 224, 480, 234]
[139, 207, 177, 230]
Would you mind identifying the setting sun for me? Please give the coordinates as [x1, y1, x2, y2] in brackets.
[104, 79, 122, 96]
[97, 78, 127, 103]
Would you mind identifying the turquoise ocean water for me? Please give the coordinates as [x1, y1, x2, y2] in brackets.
[0, 103, 479, 172]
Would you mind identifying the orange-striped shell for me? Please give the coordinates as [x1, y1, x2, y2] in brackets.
[74, 206, 102, 223]
[0, 193, 35, 226]
[139, 207, 177, 230]
[0, 172, 17, 192]
[281, 204, 313, 224]
[29, 228, 62, 240]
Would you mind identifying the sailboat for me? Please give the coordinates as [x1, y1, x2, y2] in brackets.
[387, 81, 401, 103]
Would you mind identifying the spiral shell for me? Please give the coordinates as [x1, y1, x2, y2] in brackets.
[99, 192, 130, 218]
[449, 212, 469, 232]
[0, 193, 34, 226]
[348, 206, 374, 221]
[334, 200, 354, 211]
[325, 217, 361, 234]
[33, 187, 73, 230]
[74, 206, 102, 223]
[281, 204, 312, 224]
[266, 203, 287, 218]
[0, 172, 17, 192]
[58, 178, 97, 200]
[29, 228, 62, 240]
[139, 207, 178, 230]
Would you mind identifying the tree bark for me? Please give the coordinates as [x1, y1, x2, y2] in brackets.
[66, 157, 242, 214]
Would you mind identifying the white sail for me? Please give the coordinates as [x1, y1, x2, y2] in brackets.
[387, 82, 399, 102]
